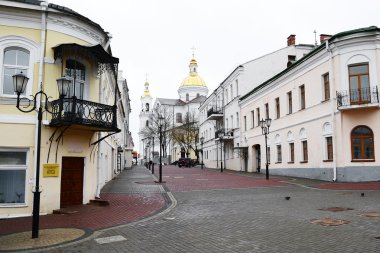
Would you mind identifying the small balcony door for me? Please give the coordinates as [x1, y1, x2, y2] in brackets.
[349, 63, 370, 105]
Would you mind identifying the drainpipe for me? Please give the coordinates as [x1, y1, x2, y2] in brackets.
[326, 40, 338, 182]
[95, 75, 104, 197]
[31, 1, 47, 208]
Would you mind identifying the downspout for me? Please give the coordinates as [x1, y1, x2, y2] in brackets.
[95, 75, 103, 197]
[32, 1, 47, 202]
[326, 40, 338, 182]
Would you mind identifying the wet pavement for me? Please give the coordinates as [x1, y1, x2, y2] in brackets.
[0, 165, 380, 252]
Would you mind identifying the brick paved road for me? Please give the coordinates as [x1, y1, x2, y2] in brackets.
[21, 166, 380, 252]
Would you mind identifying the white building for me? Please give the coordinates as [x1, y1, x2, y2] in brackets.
[240, 26, 380, 182]
[139, 56, 209, 164]
[199, 35, 314, 171]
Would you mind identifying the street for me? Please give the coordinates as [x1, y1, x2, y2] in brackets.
[1, 165, 380, 252]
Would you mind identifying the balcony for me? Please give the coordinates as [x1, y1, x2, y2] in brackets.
[50, 97, 119, 132]
[337, 87, 379, 110]
[207, 106, 223, 120]
[215, 128, 234, 141]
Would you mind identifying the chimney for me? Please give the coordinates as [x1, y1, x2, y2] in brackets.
[320, 34, 332, 44]
[287, 34, 296, 46]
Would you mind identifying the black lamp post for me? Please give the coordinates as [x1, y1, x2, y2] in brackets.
[218, 131, 224, 172]
[200, 136, 204, 169]
[12, 72, 70, 239]
[146, 140, 151, 170]
[151, 136, 155, 174]
[260, 117, 272, 180]
[156, 115, 165, 183]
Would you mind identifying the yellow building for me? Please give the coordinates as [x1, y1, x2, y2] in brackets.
[0, 0, 127, 218]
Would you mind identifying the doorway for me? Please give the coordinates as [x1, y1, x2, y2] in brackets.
[252, 145, 261, 172]
[60, 157, 84, 207]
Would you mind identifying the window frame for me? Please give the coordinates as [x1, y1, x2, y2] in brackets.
[276, 144, 282, 163]
[351, 125, 375, 161]
[348, 63, 370, 105]
[288, 142, 294, 163]
[300, 140, 308, 163]
[0, 148, 29, 207]
[299, 85, 305, 110]
[275, 97, 280, 119]
[287, 91, 292, 114]
[323, 73, 330, 101]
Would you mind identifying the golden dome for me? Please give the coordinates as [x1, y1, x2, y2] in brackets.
[143, 81, 151, 96]
[181, 72, 206, 86]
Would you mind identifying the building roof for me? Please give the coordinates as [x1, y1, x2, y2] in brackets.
[239, 26, 380, 102]
[156, 98, 186, 106]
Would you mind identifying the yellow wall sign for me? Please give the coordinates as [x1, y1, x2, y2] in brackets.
[43, 164, 59, 177]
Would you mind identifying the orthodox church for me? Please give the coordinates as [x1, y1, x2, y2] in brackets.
[138, 54, 209, 163]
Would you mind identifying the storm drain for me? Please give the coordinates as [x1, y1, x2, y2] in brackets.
[359, 211, 380, 218]
[318, 207, 354, 212]
[310, 218, 350, 226]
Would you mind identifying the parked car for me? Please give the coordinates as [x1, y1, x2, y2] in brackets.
[178, 158, 195, 167]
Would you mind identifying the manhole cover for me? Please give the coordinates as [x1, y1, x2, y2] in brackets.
[318, 207, 354, 212]
[359, 212, 380, 218]
[310, 218, 350, 226]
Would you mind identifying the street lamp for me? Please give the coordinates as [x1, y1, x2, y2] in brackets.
[218, 131, 224, 172]
[156, 115, 165, 183]
[12, 72, 70, 239]
[151, 136, 155, 174]
[146, 140, 151, 170]
[200, 136, 204, 169]
[260, 117, 272, 180]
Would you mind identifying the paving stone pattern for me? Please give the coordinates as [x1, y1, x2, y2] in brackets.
[44, 166, 380, 253]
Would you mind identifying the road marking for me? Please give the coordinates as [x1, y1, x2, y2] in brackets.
[174, 176, 184, 179]
[95, 235, 126, 244]
[196, 178, 208, 181]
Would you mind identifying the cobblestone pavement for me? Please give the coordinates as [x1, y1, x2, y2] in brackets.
[2, 165, 380, 252]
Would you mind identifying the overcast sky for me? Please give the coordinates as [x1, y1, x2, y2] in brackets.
[51, 0, 379, 151]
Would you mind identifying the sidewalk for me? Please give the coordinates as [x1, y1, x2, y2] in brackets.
[0, 165, 169, 251]
[1, 164, 379, 251]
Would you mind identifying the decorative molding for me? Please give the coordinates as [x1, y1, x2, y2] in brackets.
[0, 114, 35, 124]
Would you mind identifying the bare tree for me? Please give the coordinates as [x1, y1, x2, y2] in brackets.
[170, 112, 199, 160]
[140, 105, 172, 157]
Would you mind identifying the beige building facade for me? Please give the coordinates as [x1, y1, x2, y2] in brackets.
[0, 0, 131, 218]
[240, 27, 380, 182]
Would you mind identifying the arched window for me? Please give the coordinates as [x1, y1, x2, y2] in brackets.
[65, 59, 86, 99]
[351, 126, 374, 160]
[146, 120, 149, 127]
[2, 47, 30, 95]
[145, 103, 149, 111]
[186, 93, 189, 101]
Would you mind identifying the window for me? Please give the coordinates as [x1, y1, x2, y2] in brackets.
[301, 140, 308, 162]
[275, 97, 280, 119]
[299, 85, 305, 110]
[351, 126, 374, 160]
[276, 145, 282, 163]
[349, 63, 370, 104]
[267, 146, 271, 164]
[235, 79, 239, 96]
[256, 108, 260, 127]
[236, 112, 239, 128]
[231, 115, 234, 129]
[225, 89, 228, 103]
[265, 103, 269, 119]
[2, 47, 30, 95]
[243, 116, 247, 131]
[176, 113, 182, 123]
[289, 143, 294, 163]
[145, 103, 150, 111]
[323, 73, 330, 101]
[186, 93, 189, 101]
[251, 111, 254, 128]
[146, 120, 149, 127]
[226, 118, 228, 129]
[326, 137, 333, 161]
[287, 91, 292, 114]
[230, 84, 233, 99]
[197, 93, 200, 97]
[0, 149, 27, 205]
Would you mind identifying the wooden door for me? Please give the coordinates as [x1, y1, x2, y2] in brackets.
[60, 157, 84, 207]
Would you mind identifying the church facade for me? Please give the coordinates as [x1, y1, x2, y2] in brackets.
[139, 55, 208, 164]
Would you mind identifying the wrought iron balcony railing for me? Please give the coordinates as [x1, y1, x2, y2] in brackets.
[337, 86, 379, 109]
[207, 106, 223, 118]
[215, 128, 234, 139]
[50, 97, 118, 131]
